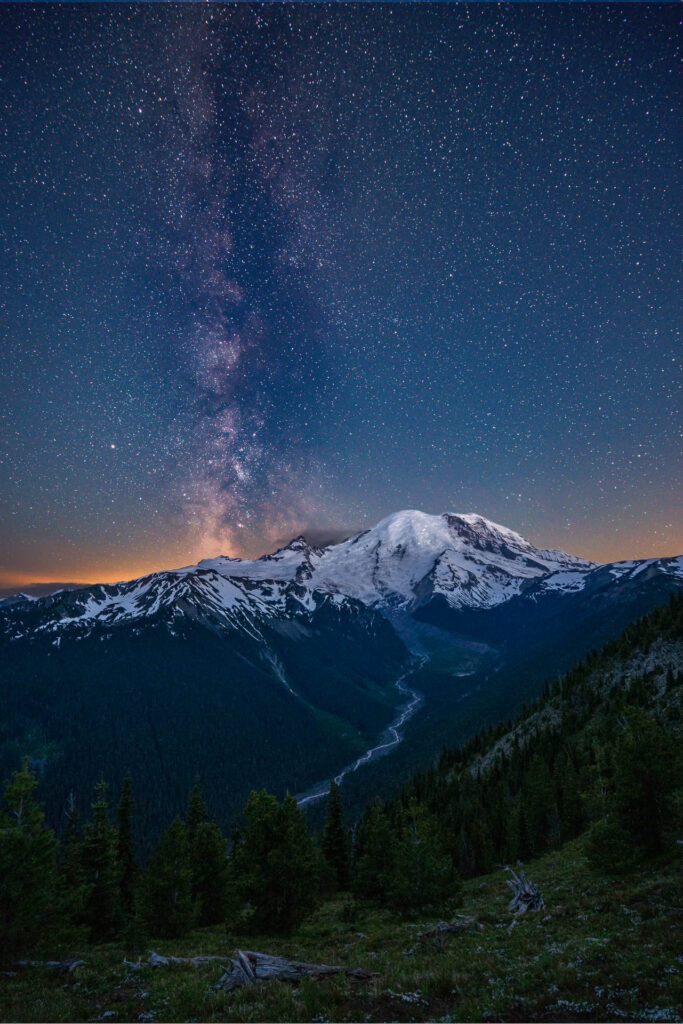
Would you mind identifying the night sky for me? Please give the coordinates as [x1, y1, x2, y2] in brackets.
[1, 3, 680, 587]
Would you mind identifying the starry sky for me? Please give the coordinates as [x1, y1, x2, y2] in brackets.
[0, 3, 680, 588]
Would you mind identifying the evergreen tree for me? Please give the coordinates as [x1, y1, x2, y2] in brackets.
[523, 754, 560, 855]
[142, 817, 194, 938]
[612, 708, 681, 856]
[60, 792, 90, 927]
[82, 780, 121, 941]
[186, 779, 208, 843]
[232, 790, 319, 934]
[322, 780, 350, 891]
[470, 804, 495, 875]
[387, 799, 456, 912]
[191, 820, 229, 926]
[557, 752, 583, 840]
[0, 760, 60, 964]
[270, 794, 320, 933]
[585, 814, 636, 874]
[353, 797, 395, 903]
[116, 773, 136, 913]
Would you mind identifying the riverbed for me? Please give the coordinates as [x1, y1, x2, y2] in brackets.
[295, 658, 425, 807]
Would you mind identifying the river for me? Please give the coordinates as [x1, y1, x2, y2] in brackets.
[295, 657, 425, 807]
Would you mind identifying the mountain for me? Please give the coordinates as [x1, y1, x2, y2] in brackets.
[5, 511, 679, 639]
[1, 509, 681, 841]
[0, 570, 408, 844]
[197, 510, 595, 610]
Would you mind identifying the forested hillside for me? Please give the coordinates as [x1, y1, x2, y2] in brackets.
[0, 596, 407, 847]
[2, 593, 681, 953]
[377, 590, 683, 880]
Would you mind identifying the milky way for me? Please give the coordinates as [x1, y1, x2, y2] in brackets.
[0, 4, 680, 585]
[147, 8, 339, 557]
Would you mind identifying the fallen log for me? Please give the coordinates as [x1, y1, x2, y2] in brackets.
[506, 868, 544, 916]
[418, 916, 476, 940]
[214, 950, 375, 992]
[123, 950, 227, 970]
[14, 958, 85, 973]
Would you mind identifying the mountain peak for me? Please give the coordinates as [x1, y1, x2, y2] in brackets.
[259, 535, 313, 562]
[284, 535, 310, 552]
[2, 508, 680, 641]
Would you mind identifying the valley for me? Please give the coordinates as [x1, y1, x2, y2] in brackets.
[296, 657, 426, 807]
[1, 510, 681, 841]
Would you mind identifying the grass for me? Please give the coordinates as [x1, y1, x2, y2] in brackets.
[2, 839, 682, 1022]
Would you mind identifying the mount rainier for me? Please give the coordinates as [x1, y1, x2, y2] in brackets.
[1, 510, 680, 841]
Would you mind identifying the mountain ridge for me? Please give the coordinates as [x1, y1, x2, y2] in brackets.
[3, 510, 680, 641]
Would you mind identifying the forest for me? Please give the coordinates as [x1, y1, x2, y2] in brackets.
[2, 592, 681, 971]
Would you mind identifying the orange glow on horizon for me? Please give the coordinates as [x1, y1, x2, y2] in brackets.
[0, 544, 254, 591]
[0, 565, 173, 590]
[1, 526, 681, 593]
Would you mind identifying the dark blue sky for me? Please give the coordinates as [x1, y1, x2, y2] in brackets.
[0, 3, 680, 585]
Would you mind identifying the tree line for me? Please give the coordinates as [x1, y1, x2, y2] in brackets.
[0, 762, 460, 966]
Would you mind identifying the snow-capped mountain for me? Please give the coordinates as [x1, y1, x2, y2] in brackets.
[1, 508, 680, 845]
[0, 567, 340, 644]
[198, 510, 596, 611]
[2, 511, 681, 643]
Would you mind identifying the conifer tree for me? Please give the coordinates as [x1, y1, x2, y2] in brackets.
[322, 780, 350, 890]
[82, 780, 121, 941]
[186, 778, 208, 843]
[613, 707, 681, 855]
[116, 773, 136, 913]
[0, 759, 60, 964]
[353, 797, 395, 903]
[232, 790, 319, 933]
[60, 792, 90, 927]
[272, 793, 320, 932]
[523, 754, 559, 855]
[388, 799, 456, 912]
[557, 752, 583, 840]
[191, 820, 229, 926]
[142, 817, 194, 938]
[184, 779, 229, 926]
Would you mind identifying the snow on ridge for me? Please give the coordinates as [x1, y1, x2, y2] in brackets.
[608, 555, 683, 582]
[10, 563, 330, 640]
[666, 555, 683, 580]
[539, 570, 589, 594]
[6, 512, 680, 635]
[300, 509, 596, 609]
[16, 510, 600, 625]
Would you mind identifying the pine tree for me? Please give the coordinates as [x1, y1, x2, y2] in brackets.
[523, 754, 559, 855]
[557, 752, 583, 840]
[322, 780, 350, 891]
[387, 799, 456, 912]
[186, 779, 208, 843]
[353, 797, 395, 903]
[191, 820, 229, 926]
[270, 794, 320, 933]
[60, 792, 90, 927]
[232, 790, 319, 934]
[585, 814, 635, 873]
[612, 707, 681, 856]
[116, 774, 136, 913]
[0, 759, 61, 964]
[142, 817, 194, 938]
[82, 780, 121, 941]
